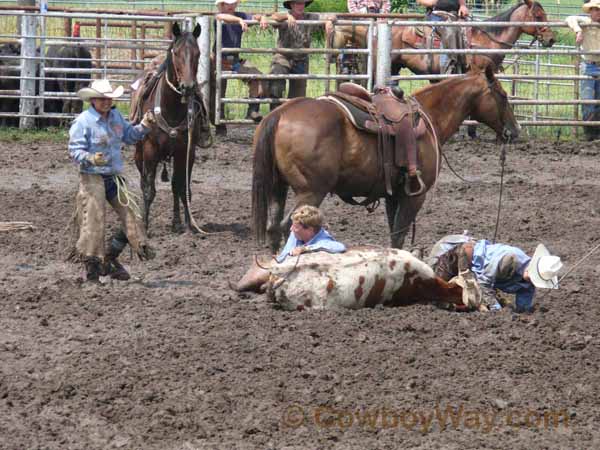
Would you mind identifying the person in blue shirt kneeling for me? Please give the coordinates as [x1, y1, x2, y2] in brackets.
[429, 234, 563, 313]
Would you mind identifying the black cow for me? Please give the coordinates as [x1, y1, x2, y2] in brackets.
[0, 43, 22, 127]
[44, 44, 92, 122]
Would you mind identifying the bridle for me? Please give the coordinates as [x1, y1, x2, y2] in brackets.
[472, 3, 551, 49]
[165, 38, 198, 98]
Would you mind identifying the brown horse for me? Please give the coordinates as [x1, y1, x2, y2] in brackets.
[331, 0, 555, 76]
[133, 23, 209, 233]
[252, 65, 520, 252]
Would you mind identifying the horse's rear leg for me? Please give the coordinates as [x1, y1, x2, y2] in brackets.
[390, 194, 426, 249]
[266, 183, 288, 253]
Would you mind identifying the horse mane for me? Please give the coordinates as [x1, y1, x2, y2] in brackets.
[477, 1, 544, 35]
[412, 71, 480, 98]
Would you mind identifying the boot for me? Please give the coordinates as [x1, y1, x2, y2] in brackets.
[84, 257, 103, 283]
[105, 230, 131, 281]
[245, 104, 262, 123]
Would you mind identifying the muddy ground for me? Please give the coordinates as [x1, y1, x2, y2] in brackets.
[1, 127, 599, 450]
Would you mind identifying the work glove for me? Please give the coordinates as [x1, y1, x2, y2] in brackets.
[452, 270, 483, 311]
[140, 110, 156, 129]
[87, 152, 108, 166]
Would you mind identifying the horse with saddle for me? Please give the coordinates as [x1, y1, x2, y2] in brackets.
[320, 82, 429, 198]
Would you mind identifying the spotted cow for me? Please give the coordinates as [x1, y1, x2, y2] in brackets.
[236, 247, 477, 311]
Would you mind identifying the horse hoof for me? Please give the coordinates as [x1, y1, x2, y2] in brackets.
[172, 223, 185, 234]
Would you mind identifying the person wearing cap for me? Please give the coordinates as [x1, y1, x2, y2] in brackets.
[428, 234, 563, 313]
[68, 79, 156, 283]
[276, 205, 346, 263]
[213, 0, 269, 136]
[566, 1, 600, 141]
[267, 0, 336, 111]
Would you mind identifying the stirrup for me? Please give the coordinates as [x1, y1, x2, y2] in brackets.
[404, 171, 426, 197]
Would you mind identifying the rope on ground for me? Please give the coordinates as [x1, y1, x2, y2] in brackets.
[0, 221, 35, 232]
[558, 241, 600, 284]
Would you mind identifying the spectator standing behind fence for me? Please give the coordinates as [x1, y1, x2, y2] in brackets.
[340, 0, 391, 75]
[268, 0, 336, 111]
[415, 0, 469, 74]
[213, 0, 269, 136]
[566, 0, 600, 141]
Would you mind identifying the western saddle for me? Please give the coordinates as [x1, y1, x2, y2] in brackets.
[321, 82, 427, 197]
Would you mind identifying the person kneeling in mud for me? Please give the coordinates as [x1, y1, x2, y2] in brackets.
[68, 79, 156, 283]
[236, 205, 346, 292]
[428, 234, 563, 313]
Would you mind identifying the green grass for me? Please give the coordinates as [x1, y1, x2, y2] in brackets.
[0, 0, 592, 138]
[0, 126, 68, 143]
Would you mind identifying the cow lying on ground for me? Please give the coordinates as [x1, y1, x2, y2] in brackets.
[235, 247, 482, 311]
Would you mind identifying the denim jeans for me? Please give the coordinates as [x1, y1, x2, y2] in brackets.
[581, 61, 600, 120]
[427, 13, 448, 73]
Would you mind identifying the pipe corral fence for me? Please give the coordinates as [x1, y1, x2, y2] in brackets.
[0, 9, 599, 136]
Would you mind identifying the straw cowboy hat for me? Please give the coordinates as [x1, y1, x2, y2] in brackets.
[77, 79, 124, 101]
[583, 0, 600, 12]
[528, 244, 563, 289]
[283, 0, 313, 10]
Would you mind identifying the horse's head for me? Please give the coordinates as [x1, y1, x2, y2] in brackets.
[169, 22, 201, 99]
[519, 0, 555, 47]
[469, 64, 520, 142]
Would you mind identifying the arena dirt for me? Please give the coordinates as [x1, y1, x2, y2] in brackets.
[1, 128, 599, 449]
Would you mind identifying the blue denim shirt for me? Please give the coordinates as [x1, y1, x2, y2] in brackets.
[471, 240, 535, 311]
[68, 106, 149, 175]
[276, 228, 346, 263]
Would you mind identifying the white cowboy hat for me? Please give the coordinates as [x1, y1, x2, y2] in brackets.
[528, 244, 563, 289]
[583, 0, 600, 12]
[77, 79, 124, 101]
[215, 0, 238, 4]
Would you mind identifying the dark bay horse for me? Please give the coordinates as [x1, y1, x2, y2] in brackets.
[252, 65, 520, 252]
[133, 22, 209, 233]
[331, 0, 555, 76]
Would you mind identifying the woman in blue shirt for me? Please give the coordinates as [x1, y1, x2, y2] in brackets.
[69, 79, 155, 283]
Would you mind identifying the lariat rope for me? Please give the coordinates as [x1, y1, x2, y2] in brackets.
[114, 175, 143, 220]
[492, 140, 508, 244]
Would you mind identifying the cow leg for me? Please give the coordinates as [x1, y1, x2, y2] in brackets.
[266, 182, 289, 254]
[390, 194, 426, 249]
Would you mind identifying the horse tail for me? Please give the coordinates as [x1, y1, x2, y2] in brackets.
[252, 110, 281, 245]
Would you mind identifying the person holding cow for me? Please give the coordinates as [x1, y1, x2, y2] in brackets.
[276, 205, 346, 262]
[267, 0, 336, 110]
[69, 79, 156, 283]
[428, 234, 563, 313]
[415, 0, 470, 74]
[213, 0, 270, 136]
[235, 205, 345, 292]
[566, 0, 600, 141]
